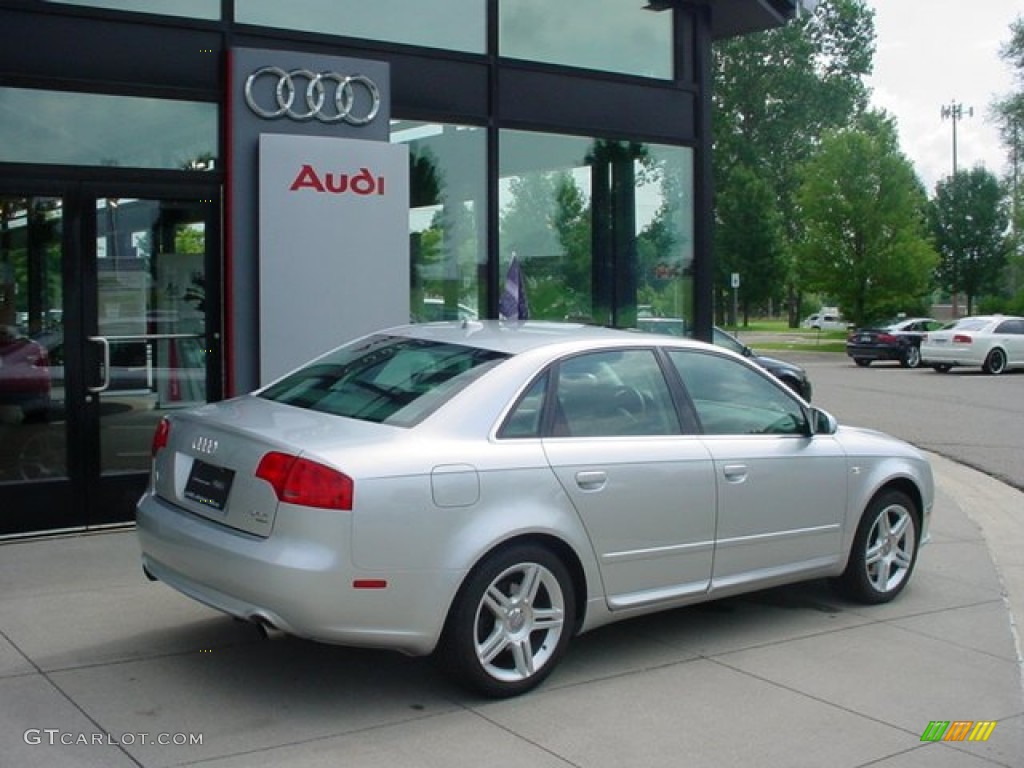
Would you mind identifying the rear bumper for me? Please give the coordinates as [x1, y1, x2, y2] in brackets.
[919, 347, 977, 366]
[845, 344, 904, 361]
[136, 491, 460, 655]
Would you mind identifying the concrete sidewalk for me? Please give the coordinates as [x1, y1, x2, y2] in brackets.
[2, 454, 1022, 768]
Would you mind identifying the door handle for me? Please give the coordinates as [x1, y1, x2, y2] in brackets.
[722, 464, 748, 483]
[86, 336, 111, 393]
[575, 470, 607, 491]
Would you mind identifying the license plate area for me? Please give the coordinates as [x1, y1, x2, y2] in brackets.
[184, 458, 235, 511]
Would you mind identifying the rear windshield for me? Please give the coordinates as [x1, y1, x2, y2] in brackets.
[259, 335, 509, 427]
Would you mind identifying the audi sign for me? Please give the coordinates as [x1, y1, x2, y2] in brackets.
[244, 67, 381, 126]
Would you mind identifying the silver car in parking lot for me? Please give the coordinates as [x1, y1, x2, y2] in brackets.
[137, 321, 933, 697]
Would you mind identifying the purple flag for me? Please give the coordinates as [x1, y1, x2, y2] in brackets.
[498, 255, 529, 320]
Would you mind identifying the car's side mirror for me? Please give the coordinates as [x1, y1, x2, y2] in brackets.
[811, 407, 838, 436]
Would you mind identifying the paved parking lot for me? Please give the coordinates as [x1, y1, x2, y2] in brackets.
[3, 346, 1023, 767]
[2, 449, 1023, 768]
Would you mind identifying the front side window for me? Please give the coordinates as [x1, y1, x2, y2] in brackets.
[668, 350, 807, 436]
[0, 88, 217, 170]
[499, 131, 693, 329]
[499, 0, 674, 79]
[392, 122, 486, 323]
[260, 335, 508, 427]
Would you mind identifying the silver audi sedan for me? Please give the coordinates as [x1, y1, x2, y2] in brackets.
[137, 321, 933, 697]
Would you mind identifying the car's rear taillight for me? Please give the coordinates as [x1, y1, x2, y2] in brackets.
[151, 417, 171, 456]
[952, 334, 973, 344]
[877, 333, 897, 344]
[255, 451, 353, 510]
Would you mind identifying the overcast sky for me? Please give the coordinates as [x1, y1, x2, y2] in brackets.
[864, 0, 1020, 194]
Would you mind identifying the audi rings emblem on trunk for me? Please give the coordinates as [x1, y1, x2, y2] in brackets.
[244, 67, 381, 125]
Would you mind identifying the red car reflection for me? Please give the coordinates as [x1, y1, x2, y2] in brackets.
[0, 326, 52, 420]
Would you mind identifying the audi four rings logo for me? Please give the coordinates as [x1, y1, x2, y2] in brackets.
[191, 436, 219, 455]
[244, 66, 381, 125]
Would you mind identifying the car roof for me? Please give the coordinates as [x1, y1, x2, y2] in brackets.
[378, 320, 707, 356]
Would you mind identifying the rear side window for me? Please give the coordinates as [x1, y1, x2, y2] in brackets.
[995, 319, 1024, 334]
[500, 348, 681, 438]
[260, 335, 509, 426]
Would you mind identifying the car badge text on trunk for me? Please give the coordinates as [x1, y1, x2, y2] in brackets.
[191, 436, 219, 455]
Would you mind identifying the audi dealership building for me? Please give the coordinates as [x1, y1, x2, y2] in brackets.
[0, 0, 797, 536]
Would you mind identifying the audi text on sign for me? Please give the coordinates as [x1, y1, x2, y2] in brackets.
[137, 322, 934, 697]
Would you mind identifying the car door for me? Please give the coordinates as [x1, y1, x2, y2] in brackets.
[665, 349, 848, 592]
[536, 348, 717, 610]
[995, 318, 1024, 365]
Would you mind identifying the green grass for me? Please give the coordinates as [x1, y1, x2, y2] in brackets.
[755, 340, 846, 354]
[719, 320, 848, 354]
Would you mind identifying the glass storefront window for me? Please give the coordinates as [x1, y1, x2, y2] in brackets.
[499, 130, 692, 329]
[392, 122, 487, 323]
[237, 0, 485, 54]
[45, 0, 219, 19]
[0, 88, 217, 171]
[0, 197, 67, 483]
[500, 0, 674, 79]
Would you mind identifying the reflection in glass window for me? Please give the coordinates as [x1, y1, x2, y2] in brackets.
[392, 122, 487, 323]
[500, 0, 673, 79]
[45, 0, 219, 19]
[499, 130, 693, 329]
[0, 196, 67, 483]
[553, 350, 680, 437]
[0, 88, 217, 171]
[238, 0, 484, 53]
[668, 350, 806, 436]
[260, 335, 509, 427]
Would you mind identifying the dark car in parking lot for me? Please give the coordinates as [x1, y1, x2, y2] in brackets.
[846, 317, 943, 369]
[712, 327, 813, 401]
[635, 319, 813, 401]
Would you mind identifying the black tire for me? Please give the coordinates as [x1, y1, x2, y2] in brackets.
[932, 364, 952, 373]
[834, 490, 920, 604]
[983, 348, 1007, 375]
[440, 544, 575, 697]
[854, 358, 871, 368]
[901, 345, 921, 369]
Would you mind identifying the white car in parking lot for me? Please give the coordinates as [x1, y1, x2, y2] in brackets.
[801, 312, 847, 331]
[920, 315, 1024, 375]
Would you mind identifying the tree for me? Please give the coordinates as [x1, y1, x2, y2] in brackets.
[994, 14, 1024, 307]
[714, 164, 786, 325]
[928, 168, 1011, 316]
[796, 114, 937, 326]
[713, 0, 876, 324]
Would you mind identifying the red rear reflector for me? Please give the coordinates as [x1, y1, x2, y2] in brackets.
[255, 451, 353, 510]
[952, 334, 973, 344]
[353, 579, 388, 589]
[151, 418, 171, 456]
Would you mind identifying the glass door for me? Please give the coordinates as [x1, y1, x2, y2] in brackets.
[0, 185, 220, 537]
[0, 195, 68, 533]
[85, 193, 221, 526]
